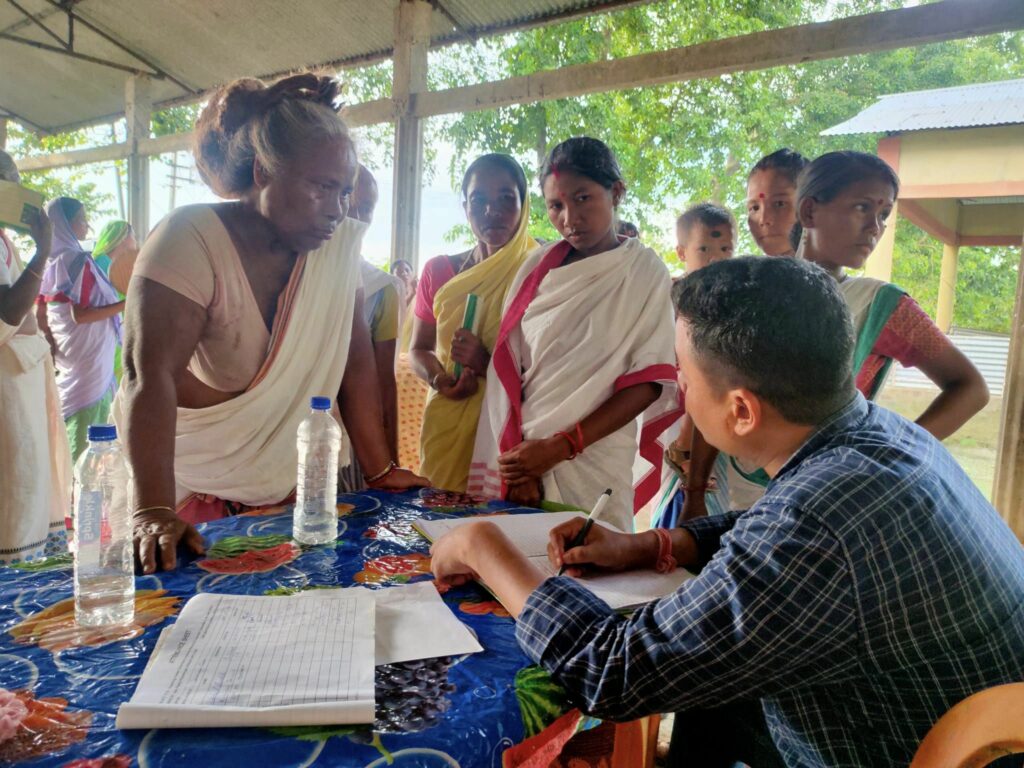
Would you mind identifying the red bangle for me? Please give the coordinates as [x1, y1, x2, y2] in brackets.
[574, 422, 585, 455]
[554, 431, 578, 460]
[651, 528, 678, 574]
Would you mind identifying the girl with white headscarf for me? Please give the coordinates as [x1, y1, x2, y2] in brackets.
[38, 196, 124, 460]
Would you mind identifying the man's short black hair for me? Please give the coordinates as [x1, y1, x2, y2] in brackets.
[676, 202, 735, 238]
[673, 257, 856, 425]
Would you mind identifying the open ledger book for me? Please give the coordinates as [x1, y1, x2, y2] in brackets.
[414, 511, 695, 611]
[116, 591, 376, 729]
[117, 584, 484, 729]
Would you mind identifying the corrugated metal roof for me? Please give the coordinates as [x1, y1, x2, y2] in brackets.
[0, 0, 648, 133]
[822, 78, 1024, 136]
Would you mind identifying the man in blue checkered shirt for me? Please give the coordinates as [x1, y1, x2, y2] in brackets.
[430, 257, 1024, 767]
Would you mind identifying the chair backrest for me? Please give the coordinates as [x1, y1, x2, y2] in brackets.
[911, 683, 1024, 768]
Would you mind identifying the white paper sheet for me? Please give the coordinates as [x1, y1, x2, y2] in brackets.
[416, 512, 695, 611]
[367, 581, 483, 665]
[117, 591, 375, 729]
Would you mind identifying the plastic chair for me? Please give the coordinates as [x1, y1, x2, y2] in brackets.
[911, 683, 1024, 768]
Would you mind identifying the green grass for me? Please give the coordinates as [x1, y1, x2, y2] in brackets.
[876, 386, 1000, 499]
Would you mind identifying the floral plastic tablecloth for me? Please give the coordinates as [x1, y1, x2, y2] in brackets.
[0, 490, 597, 768]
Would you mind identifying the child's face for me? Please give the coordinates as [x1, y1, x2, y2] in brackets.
[676, 222, 734, 272]
[746, 168, 797, 256]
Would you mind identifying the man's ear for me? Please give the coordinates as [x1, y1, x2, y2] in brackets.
[729, 388, 762, 437]
[253, 158, 270, 189]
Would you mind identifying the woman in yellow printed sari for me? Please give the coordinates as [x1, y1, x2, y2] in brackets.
[410, 154, 536, 491]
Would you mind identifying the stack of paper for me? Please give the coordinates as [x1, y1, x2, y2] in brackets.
[414, 512, 695, 611]
[117, 582, 482, 729]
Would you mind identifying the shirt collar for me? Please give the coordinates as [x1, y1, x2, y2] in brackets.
[773, 393, 869, 482]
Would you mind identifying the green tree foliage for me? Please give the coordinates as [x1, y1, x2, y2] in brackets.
[428, 1, 1024, 331]
[6, 123, 113, 219]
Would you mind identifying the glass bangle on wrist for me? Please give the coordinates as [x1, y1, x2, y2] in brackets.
[651, 527, 678, 573]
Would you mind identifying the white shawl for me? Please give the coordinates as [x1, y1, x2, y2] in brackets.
[114, 217, 366, 506]
[468, 238, 681, 531]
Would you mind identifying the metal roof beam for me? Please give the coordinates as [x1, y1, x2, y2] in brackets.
[5, 0, 67, 49]
[431, 1, 476, 44]
[0, 32, 160, 76]
[40, 0, 198, 95]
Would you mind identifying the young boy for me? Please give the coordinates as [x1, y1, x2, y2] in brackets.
[658, 203, 736, 525]
[675, 202, 735, 271]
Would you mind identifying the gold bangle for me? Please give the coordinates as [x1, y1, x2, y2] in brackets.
[364, 461, 398, 484]
[24, 265, 44, 280]
[134, 505, 175, 517]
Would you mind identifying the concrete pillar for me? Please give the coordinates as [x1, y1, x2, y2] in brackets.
[994, 232, 1024, 541]
[0, 119, 7, 151]
[125, 75, 152, 237]
[864, 201, 897, 282]
[390, 0, 431, 271]
[936, 242, 959, 333]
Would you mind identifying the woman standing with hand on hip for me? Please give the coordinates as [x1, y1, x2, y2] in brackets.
[39, 196, 124, 461]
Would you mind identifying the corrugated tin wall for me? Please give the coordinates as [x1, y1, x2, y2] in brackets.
[889, 329, 1009, 397]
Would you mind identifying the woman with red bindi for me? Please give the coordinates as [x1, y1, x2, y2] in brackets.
[746, 148, 808, 257]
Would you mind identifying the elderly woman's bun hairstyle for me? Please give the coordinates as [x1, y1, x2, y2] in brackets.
[193, 73, 350, 198]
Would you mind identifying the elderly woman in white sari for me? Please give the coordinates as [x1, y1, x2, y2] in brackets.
[115, 74, 425, 573]
[469, 138, 680, 532]
[0, 151, 72, 563]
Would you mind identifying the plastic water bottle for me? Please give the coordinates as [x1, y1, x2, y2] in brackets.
[293, 396, 342, 545]
[73, 424, 135, 627]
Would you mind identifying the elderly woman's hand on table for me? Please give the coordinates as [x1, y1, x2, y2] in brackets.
[133, 507, 205, 574]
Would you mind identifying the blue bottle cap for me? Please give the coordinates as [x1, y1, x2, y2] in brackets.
[310, 396, 332, 411]
[87, 424, 117, 441]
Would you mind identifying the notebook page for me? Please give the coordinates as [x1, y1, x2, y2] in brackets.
[528, 555, 694, 611]
[117, 592, 375, 729]
[415, 511, 586, 557]
[415, 512, 694, 611]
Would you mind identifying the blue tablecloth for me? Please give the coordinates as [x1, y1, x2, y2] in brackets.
[0, 490, 576, 767]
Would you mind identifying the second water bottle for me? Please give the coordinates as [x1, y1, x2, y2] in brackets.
[293, 396, 342, 545]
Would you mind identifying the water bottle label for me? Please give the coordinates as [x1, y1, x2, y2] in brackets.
[76, 489, 102, 568]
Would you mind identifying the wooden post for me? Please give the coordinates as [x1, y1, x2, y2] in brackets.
[865, 201, 897, 282]
[993, 233, 1024, 541]
[936, 242, 960, 333]
[390, 0, 431, 272]
[125, 75, 152, 237]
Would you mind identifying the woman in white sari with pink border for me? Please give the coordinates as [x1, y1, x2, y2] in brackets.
[468, 138, 680, 532]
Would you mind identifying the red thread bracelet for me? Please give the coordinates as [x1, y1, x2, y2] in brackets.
[651, 528, 678, 573]
[574, 423, 585, 455]
[554, 431, 578, 460]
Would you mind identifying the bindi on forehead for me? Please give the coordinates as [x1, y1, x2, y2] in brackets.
[758, 192, 765, 199]
[710, 229, 722, 239]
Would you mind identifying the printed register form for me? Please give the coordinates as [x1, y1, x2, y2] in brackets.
[117, 591, 375, 728]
